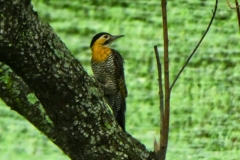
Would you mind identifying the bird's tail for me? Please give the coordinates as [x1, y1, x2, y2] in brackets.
[115, 92, 126, 131]
[106, 92, 126, 131]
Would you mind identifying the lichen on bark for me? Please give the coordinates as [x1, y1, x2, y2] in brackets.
[0, 0, 154, 159]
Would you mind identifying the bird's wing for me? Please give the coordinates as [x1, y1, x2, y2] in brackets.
[111, 49, 128, 98]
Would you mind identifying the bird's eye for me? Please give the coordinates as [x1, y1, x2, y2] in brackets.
[104, 35, 109, 39]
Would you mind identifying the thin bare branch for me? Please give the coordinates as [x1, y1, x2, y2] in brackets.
[153, 46, 164, 159]
[170, 0, 218, 91]
[226, 0, 240, 9]
[235, 0, 240, 30]
[159, 0, 170, 159]
[154, 45, 164, 131]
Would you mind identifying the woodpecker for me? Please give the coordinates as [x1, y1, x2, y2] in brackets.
[90, 32, 127, 131]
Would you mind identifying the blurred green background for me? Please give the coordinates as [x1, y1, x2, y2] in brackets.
[0, 0, 239, 159]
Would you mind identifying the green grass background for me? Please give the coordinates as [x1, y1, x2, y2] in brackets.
[0, 0, 240, 159]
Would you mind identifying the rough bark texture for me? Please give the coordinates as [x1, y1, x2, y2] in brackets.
[0, 0, 154, 159]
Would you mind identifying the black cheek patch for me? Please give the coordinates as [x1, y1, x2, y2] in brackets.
[103, 39, 111, 45]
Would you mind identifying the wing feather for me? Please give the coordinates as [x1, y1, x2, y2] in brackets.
[111, 49, 128, 98]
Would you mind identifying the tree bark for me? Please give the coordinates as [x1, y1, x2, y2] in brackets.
[0, 0, 154, 159]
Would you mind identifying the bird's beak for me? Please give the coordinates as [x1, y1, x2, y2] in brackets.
[110, 35, 124, 41]
[103, 34, 124, 47]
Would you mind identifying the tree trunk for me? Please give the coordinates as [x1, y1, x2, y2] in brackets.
[0, 0, 154, 159]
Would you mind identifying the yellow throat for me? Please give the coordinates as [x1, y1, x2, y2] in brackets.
[91, 44, 111, 62]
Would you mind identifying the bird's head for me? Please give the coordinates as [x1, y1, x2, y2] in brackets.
[90, 32, 124, 48]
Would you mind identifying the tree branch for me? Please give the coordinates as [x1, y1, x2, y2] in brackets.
[226, 0, 240, 31]
[158, 0, 170, 159]
[0, 62, 59, 145]
[154, 46, 164, 131]
[153, 46, 164, 159]
[0, 0, 154, 159]
[235, 0, 240, 30]
[170, 0, 219, 91]
[226, 0, 240, 9]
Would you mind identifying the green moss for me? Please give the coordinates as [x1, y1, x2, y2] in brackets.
[27, 93, 38, 104]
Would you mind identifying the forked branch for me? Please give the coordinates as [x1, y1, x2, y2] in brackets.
[154, 0, 170, 159]
[226, 0, 240, 30]
[154, 1, 219, 160]
[226, 0, 240, 9]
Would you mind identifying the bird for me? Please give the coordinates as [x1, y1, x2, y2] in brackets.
[90, 32, 127, 131]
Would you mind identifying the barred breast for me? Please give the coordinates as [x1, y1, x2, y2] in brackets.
[91, 53, 118, 94]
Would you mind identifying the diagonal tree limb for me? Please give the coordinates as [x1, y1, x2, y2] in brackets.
[0, 0, 154, 159]
[170, 0, 219, 91]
